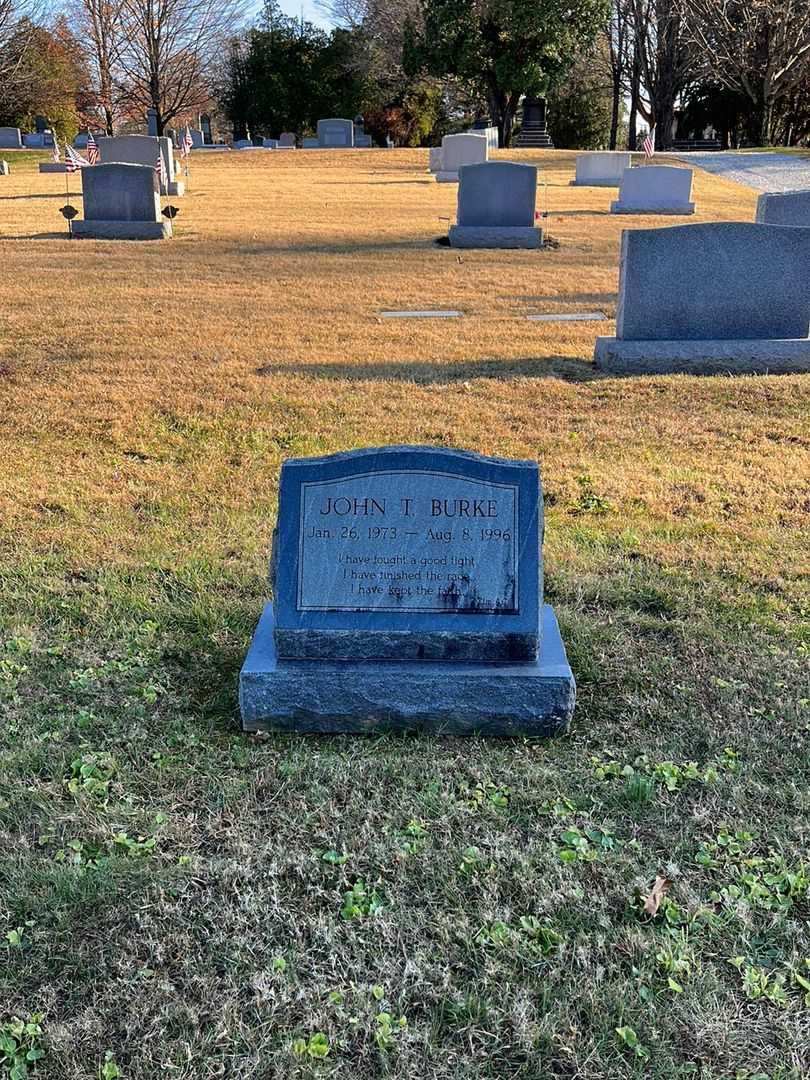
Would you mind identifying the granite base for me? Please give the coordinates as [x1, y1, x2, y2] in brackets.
[594, 336, 810, 375]
[610, 201, 695, 215]
[449, 225, 542, 249]
[240, 602, 575, 736]
[39, 162, 67, 173]
[435, 171, 459, 183]
[72, 220, 172, 240]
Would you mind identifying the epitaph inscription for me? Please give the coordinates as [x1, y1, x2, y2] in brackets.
[297, 470, 518, 613]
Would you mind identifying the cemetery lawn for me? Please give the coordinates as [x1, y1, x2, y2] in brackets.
[1, 148, 809, 1080]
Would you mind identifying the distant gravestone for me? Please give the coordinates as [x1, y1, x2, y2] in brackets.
[97, 134, 183, 196]
[239, 446, 575, 735]
[189, 129, 205, 148]
[594, 222, 810, 374]
[301, 137, 318, 149]
[0, 161, 8, 176]
[262, 138, 278, 149]
[449, 161, 540, 248]
[278, 132, 296, 149]
[572, 152, 631, 187]
[72, 162, 171, 240]
[146, 108, 158, 137]
[611, 165, 695, 214]
[233, 139, 254, 149]
[0, 128, 22, 149]
[755, 189, 810, 226]
[200, 114, 213, 144]
[434, 133, 488, 183]
[428, 146, 443, 174]
[317, 118, 354, 148]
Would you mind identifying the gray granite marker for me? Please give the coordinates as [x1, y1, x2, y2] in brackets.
[611, 165, 695, 214]
[72, 163, 171, 240]
[449, 162, 541, 249]
[572, 151, 631, 187]
[239, 446, 575, 735]
[755, 189, 810, 226]
[317, 119, 354, 148]
[595, 222, 810, 374]
[0, 127, 22, 149]
[97, 134, 183, 196]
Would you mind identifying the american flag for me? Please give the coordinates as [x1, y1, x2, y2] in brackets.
[51, 136, 60, 163]
[181, 126, 194, 157]
[86, 132, 100, 165]
[643, 128, 655, 159]
[155, 149, 167, 190]
[65, 145, 90, 172]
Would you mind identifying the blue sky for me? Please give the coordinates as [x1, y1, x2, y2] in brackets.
[276, 0, 332, 28]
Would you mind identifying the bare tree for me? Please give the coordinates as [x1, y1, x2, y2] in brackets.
[604, 0, 633, 148]
[683, 0, 810, 144]
[69, 0, 124, 133]
[631, 0, 696, 149]
[115, 0, 245, 134]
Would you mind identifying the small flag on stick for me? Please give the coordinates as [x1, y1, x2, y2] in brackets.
[155, 149, 167, 191]
[51, 136, 60, 163]
[86, 132, 100, 165]
[181, 126, 193, 157]
[643, 128, 655, 159]
[65, 145, 90, 172]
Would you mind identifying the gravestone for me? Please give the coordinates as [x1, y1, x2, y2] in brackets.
[434, 133, 488, 183]
[146, 108, 158, 137]
[301, 137, 318, 149]
[0, 161, 8, 176]
[0, 128, 22, 149]
[428, 146, 443, 174]
[239, 446, 575, 735]
[23, 132, 53, 148]
[189, 129, 205, 148]
[72, 162, 171, 240]
[755, 189, 810, 226]
[200, 114, 213, 144]
[278, 132, 296, 148]
[97, 134, 183, 196]
[594, 222, 810, 374]
[469, 124, 499, 149]
[233, 139, 254, 149]
[354, 115, 372, 147]
[449, 161, 540, 249]
[611, 165, 695, 214]
[317, 118, 354, 148]
[262, 138, 278, 149]
[572, 152, 631, 187]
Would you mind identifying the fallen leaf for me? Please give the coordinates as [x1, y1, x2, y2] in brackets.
[642, 874, 671, 916]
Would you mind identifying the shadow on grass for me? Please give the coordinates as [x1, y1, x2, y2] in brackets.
[0, 231, 72, 240]
[255, 355, 599, 383]
[0, 192, 76, 201]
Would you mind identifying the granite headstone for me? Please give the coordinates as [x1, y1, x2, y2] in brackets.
[611, 165, 695, 214]
[0, 128, 22, 149]
[72, 162, 171, 240]
[594, 222, 810, 374]
[317, 118, 354, 148]
[755, 189, 810, 226]
[434, 133, 488, 183]
[449, 161, 540, 248]
[239, 446, 575, 735]
[572, 152, 631, 187]
[97, 134, 183, 196]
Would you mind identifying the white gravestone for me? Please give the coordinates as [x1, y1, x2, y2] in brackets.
[435, 133, 488, 183]
[611, 165, 695, 215]
[572, 152, 631, 187]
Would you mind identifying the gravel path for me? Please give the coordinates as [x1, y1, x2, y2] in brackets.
[675, 151, 810, 192]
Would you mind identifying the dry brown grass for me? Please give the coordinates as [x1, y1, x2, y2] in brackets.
[1, 147, 809, 1080]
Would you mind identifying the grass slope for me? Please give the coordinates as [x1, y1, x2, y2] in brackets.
[0, 149, 808, 1080]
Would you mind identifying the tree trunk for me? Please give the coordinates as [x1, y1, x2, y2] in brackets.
[609, 71, 621, 150]
[628, 55, 641, 150]
[103, 105, 114, 136]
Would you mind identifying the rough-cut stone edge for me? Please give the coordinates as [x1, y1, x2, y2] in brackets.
[449, 225, 542, 249]
[274, 625, 539, 662]
[594, 335, 810, 375]
[72, 220, 172, 240]
[610, 201, 696, 215]
[239, 602, 575, 736]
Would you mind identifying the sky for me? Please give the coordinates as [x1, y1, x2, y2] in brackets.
[276, 0, 333, 28]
